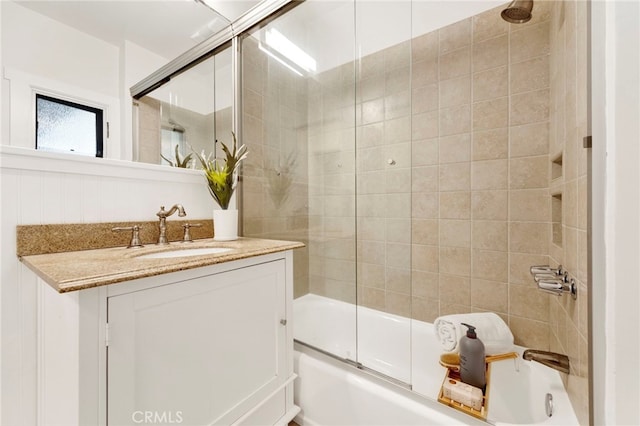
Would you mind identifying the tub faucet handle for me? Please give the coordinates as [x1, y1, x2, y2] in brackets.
[112, 225, 144, 248]
[530, 264, 564, 276]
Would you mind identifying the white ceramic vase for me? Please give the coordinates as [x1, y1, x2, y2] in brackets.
[213, 209, 238, 241]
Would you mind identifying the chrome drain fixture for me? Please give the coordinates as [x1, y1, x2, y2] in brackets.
[545, 393, 554, 417]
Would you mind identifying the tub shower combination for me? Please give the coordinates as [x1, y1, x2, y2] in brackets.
[292, 294, 578, 425]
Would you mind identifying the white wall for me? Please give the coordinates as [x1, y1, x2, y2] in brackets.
[0, 146, 213, 424]
[592, 1, 640, 425]
[1, 1, 119, 98]
[1, 2, 172, 161]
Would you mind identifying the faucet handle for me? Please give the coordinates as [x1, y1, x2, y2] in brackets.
[112, 225, 144, 248]
[182, 223, 202, 242]
[530, 264, 564, 276]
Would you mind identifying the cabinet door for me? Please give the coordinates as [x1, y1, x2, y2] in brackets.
[107, 260, 286, 425]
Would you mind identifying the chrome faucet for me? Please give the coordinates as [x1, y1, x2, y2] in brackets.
[522, 349, 570, 374]
[156, 204, 186, 244]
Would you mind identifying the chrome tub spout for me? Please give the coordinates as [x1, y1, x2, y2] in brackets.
[522, 349, 570, 374]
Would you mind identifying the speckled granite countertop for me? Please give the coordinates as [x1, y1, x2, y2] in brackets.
[19, 238, 305, 293]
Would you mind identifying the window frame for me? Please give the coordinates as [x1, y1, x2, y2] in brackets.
[35, 93, 105, 158]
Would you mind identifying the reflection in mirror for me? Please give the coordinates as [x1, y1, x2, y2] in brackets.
[135, 46, 233, 167]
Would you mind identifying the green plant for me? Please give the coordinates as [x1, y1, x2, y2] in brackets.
[193, 133, 248, 210]
[161, 144, 193, 168]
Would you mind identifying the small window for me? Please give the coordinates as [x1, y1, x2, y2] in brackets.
[35, 94, 104, 157]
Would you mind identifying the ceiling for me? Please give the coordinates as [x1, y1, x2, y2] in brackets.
[14, 0, 261, 60]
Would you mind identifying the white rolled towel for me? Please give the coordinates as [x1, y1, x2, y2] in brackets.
[434, 313, 514, 355]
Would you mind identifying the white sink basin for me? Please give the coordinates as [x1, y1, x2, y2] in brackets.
[137, 247, 233, 259]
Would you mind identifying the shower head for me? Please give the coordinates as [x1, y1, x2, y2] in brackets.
[501, 0, 533, 24]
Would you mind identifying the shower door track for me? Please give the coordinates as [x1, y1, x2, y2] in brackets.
[294, 339, 413, 390]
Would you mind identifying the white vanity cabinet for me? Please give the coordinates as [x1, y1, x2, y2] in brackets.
[106, 256, 294, 425]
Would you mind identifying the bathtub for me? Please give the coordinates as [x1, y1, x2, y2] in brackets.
[293, 294, 579, 426]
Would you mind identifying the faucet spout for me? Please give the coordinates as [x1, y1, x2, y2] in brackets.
[522, 349, 570, 374]
[157, 204, 186, 219]
[156, 204, 187, 244]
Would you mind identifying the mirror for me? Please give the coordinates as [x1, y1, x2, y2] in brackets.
[135, 46, 233, 167]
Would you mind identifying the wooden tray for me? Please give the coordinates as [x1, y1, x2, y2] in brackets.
[437, 362, 491, 420]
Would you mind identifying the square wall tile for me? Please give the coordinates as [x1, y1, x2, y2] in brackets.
[510, 189, 551, 221]
[412, 166, 439, 192]
[473, 128, 509, 160]
[411, 270, 439, 298]
[472, 159, 508, 190]
[473, 97, 509, 130]
[412, 297, 440, 322]
[509, 316, 549, 349]
[412, 244, 439, 272]
[473, 66, 508, 102]
[471, 190, 508, 220]
[510, 156, 549, 189]
[387, 242, 411, 269]
[440, 163, 471, 191]
[510, 122, 549, 158]
[510, 55, 550, 94]
[385, 91, 411, 121]
[471, 279, 508, 313]
[412, 111, 439, 140]
[440, 247, 471, 276]
[510, 222, 550, 254]
[440, 75, 471, 108]
[412, 83, 439, 114]
[412, 192, 439, 218]
[360, 263, 386, 289]
[412, 138, 439, 166]
[510, 284, 551, 322]
[473, 35, 508, 72]
[440, 219, 471, 248]
[386, 218, 411, 243]
[472, 221, 508, 251]
[439, 104, 471, 137]
[472, 249, 508, 281]
[358, 122, 385, 149]
[439, 133, 471, 164]
[386, 267, 411, 294]
[439, 274, 471, 305]
[510, 89, 550, 126]
[439, 47, 471, 80]
[412, 219, 439, 245]
[440, 192, 471, 219]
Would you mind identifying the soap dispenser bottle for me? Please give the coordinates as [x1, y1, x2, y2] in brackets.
[459, 323, 486, 390]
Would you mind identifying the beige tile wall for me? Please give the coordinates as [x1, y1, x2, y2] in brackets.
[241, 4, 587, 420]
[547, 1, 589, 424]
[297, 3, 558, 346]
[407, 3, 554, 347]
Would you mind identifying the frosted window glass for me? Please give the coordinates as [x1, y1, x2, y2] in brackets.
[36, 95, 103, 157]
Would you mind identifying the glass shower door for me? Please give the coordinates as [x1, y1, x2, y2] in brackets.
[240, 0, 359, 362]
[354, 0, 413, 384]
